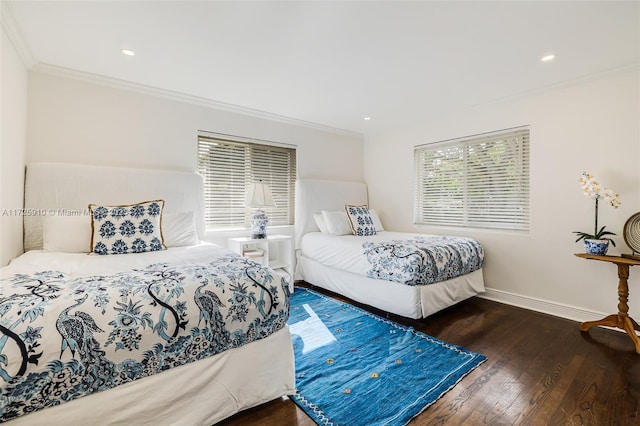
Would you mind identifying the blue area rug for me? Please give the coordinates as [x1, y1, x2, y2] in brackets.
[288, 288, 486, 426]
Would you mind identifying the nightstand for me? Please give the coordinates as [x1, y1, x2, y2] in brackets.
[228, 235, 293, 293]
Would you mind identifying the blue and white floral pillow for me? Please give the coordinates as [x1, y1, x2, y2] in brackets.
[89, 200, 166, 255]
[345, 205, 377, 236]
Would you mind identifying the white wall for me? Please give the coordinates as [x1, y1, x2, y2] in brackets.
[0, 27, 28, 266]
[26, 71, 364, 246]
[364, 68, 640, 321]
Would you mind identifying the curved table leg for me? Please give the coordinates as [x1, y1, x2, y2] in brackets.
[581, 263, 640, 353]
[581, 314, 619, 332]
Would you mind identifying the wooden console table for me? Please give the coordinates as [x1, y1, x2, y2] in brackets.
[575, 253, 640, 354]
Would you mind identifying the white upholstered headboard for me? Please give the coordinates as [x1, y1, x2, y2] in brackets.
[24, 163, 205, 251]
[294, 179, 368, 248]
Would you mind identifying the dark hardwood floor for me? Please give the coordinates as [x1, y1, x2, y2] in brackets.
[219, 283, 640, 426]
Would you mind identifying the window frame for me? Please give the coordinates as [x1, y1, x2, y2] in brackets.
[413, 126, 530, 232]
[197, 133, 297, 231]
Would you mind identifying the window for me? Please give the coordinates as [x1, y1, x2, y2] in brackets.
[414, 126, 530, 231]
[197, 134, 297, 230]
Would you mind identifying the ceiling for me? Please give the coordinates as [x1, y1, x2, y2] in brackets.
[5, 1, 640, 135]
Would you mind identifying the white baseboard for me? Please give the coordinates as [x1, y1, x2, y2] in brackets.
[479, 287, 608, 324]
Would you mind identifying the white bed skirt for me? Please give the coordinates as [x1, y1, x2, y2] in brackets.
[6, 326, 295, 425]
[297, 256, 485, 319]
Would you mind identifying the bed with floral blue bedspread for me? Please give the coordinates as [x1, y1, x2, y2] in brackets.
[363, 235, 484, 286]
[0, 247, 289, 422]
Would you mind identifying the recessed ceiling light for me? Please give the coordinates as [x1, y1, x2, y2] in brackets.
[121, 48, 136, 56]
[541, 54, 556, 62]
[364, 117, 371, 121]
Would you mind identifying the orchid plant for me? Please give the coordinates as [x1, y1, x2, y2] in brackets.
[573, 172, 621, 246]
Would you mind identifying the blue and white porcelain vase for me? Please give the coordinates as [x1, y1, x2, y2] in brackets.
[251, 209, 268, 239]
[584, 239, 610, 256]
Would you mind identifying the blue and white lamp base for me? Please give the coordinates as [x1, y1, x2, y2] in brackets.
[251, 209, 269, 239]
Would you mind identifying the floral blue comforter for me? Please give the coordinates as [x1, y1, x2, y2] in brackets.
[0, 256, 289, 422]
[363, 235, 484, 285]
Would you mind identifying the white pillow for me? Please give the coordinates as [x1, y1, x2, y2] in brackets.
[321, 210, 353, 236]
[43, 214, 92, 253]
[369, 209, 385, 232]
[163, 211, 200, 247]
[313, 213, 329, 234]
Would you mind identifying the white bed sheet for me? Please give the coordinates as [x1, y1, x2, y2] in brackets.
[5, 242, 232, 277]
[300, 231, 457, 278]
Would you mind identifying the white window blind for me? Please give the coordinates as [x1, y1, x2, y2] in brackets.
[197, 135, 297, 230]
[414, 126, 530, 231]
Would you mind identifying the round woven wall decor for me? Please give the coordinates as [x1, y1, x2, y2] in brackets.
[623, 212, 640, 254]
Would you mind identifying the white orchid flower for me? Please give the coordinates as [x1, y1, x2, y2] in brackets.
[573, 172, 621, 247]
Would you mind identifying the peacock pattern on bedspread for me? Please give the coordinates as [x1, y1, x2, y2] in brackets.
[0, 256, 289, 422]
[363, 235, 484, 286]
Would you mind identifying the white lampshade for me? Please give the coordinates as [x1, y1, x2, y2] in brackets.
[245, 182, 276, 208]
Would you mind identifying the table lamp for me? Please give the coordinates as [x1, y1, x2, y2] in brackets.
[245, 182, 276, 239]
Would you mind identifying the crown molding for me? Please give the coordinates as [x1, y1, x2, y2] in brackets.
[1, 1, 35, 68]
[30, 63, 363, 139]
[466, 62, 640, 112]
